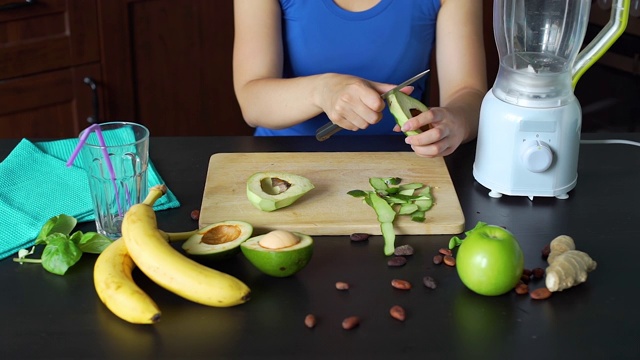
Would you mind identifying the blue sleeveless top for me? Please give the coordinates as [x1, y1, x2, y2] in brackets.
[254, 0, 441, 136]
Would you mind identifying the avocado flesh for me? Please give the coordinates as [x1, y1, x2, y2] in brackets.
[246, 172, 314, 212]
[182, 220, 253, 260]
[387, 91, 429, 136]
[241, 232, 314, 277]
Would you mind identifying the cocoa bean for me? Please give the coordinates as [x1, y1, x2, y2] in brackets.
[443, 255, 456, 267]
[433, 254, 443, 265]
[515, 283, 529, 295]
[520, 274, 530, 284]
[391, 279, 412, 290]
[190, 209, 200, 221]
[532, 267, 545, 279]
[422, 276, 437, 290]
[394, 245, 414, 256]
[342, 316, 360, 330]
[387, 256, 407, 267]
[304, 314, 316, 328]
[350, 233, 370, 242]
[522, 268, 532, 277]
[541, 244, 551, 259]
[438, 248, 453, 257]
[389, 305, 406, 321]
[335, 281, 350, 290]
[530, 287, 552, 300]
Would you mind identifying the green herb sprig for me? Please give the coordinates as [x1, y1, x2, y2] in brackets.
[13, 214, 112, 275]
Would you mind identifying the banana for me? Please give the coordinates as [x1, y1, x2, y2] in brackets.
[122, 185, 251, 307]
[94, 238, 161, 324]
[94, 227, 199, 324]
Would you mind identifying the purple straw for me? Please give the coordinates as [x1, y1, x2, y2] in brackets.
[66, 124, 123, 216]
[66, 124, 99, 167]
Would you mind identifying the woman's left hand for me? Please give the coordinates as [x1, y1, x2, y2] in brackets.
[394, 106, 469, 157]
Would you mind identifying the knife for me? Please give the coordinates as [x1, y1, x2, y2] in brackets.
[315, 69, 430, 141]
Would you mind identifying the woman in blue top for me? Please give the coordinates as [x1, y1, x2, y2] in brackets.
[233, 0, 487, 157]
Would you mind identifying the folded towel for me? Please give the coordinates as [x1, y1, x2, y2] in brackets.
[0, 137, 180, 260]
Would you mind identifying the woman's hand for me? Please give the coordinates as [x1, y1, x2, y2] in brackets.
[317, 73, 412, 132]
[395, 105, 470, 157]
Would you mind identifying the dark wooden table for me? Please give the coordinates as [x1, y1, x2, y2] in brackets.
[1, 134, 639, 359]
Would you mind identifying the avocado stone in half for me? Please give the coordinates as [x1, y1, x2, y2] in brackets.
[246, 172, 314, 212]
[182, 220, 253, 260]
[241, 230, 313, 277]
[387, 91, 429, 136]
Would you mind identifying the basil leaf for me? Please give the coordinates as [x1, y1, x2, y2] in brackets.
[36, 215, 77, 243]
[75, 232, 113, 254]
[41, 235, 82, 275]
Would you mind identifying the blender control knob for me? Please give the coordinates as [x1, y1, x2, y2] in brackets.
[521, 140, 553, 173]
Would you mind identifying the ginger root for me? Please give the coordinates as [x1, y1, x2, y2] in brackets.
[545, 235, 597, 292]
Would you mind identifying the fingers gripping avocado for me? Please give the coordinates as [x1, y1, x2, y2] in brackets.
[387, 91, 429, 136]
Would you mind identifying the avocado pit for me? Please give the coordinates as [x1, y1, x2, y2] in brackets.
[259, 230, 301, 249]
[201, 224, 242, 245]
[182, 220, 253, 259]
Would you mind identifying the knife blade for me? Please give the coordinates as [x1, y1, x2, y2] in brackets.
[315, 69, 430, 141]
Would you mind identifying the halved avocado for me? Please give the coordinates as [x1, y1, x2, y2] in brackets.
[246, 172, 314, 212]
[240, 230, 313, 277]
[182, 220, 253, 260]
[387, 91, 429, 136]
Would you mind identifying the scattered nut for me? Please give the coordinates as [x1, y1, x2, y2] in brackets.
[391, 279, 412, 290]
[389, 305, 406, 321]
[522, 269, 532, 278]
[304, 314, 316, 328]
[515, 283, 529, 295]
[394, 245, 414, 256]
[342, 316, 360, 330]
[438, 248, 453, 257]
[422, 276, 437, 290]
[443, 255, 456, 267]
[530, 287, 552, 300]
[335, 281, 350, 290]
[541, 244, 551, 259]
[532, 267, 545, 280]
[433, 254, 443, 265]
[350, 233, 370, 242]
[387, 256, 407, 267]
[520, 274, 530, 284]
[190, 209, 200, 221]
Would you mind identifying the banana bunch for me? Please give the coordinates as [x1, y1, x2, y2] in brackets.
[94, 185, 251, 324]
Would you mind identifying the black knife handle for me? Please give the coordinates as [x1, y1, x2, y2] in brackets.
[316, 122, 342, 141]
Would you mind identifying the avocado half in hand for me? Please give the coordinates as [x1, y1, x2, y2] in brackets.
[241, 230, 313, 277]
[182, 220, 253, 260]
[246, 172, 314, 212]
[386, 91, 429, 136]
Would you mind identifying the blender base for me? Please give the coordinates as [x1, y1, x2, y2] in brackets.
[472, 91, 581, 200]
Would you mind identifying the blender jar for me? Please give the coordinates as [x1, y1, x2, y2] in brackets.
[492, 0, 592, 108]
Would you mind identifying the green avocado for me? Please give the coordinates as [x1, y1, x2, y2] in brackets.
[246, 172, 314, 212]
[182, 220, 253, 260]
[386, 91, 429, 136]
[241, 230, 313, 277]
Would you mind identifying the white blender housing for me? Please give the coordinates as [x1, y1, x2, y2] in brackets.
[473, 0, 630, 200]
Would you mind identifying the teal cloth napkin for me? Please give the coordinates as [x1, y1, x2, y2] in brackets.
[0, 137, 180, 260]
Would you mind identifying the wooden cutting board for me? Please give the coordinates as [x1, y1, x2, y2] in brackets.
[199, 152, 465, 236]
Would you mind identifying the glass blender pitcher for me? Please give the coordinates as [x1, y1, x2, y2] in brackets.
[473, 0, 630, 200]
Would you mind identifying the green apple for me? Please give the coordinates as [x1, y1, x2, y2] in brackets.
[454, 222, 524, 296]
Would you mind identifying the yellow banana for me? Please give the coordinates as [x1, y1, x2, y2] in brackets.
[94, 238, 161, 324]
[94, 229, 199, 324]
[122, 185, 251, 307]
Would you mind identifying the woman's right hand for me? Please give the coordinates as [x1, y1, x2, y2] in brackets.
[316, 73, 413, 132]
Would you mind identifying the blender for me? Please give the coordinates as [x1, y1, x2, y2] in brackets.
[473, 0, 630, 200]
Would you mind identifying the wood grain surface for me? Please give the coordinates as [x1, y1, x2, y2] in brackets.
[199, 152, 465, 236]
